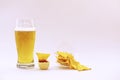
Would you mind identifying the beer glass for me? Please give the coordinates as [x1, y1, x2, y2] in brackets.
[15, 19, 36, 68]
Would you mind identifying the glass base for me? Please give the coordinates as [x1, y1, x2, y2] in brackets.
[17, 63, 34, 69]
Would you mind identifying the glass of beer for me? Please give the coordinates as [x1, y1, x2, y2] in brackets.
[15, 19, 36, 68]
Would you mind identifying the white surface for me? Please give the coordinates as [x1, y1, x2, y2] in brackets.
[0, 53, 120, 80]
[0, 0, 120, 80]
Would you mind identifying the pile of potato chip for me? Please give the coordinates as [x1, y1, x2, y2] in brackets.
[56, 51, 91, 71]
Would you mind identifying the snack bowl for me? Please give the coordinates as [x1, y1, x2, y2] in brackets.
[38, 62, 49, 70]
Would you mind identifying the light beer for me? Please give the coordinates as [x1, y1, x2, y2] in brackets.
[15, 30, 35, 65]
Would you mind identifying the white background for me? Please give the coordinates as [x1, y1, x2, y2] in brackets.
[0, 0, 120, 80]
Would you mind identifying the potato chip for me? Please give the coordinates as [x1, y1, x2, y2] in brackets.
[36, 52, 50, 61]
[56, 51, 91, 71]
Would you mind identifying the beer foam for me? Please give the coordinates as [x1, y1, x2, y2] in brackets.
[15, 27, 35, 31]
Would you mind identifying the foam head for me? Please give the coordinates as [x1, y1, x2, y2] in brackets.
[15, 27, 35, 31]
[15, 19, 35, 31]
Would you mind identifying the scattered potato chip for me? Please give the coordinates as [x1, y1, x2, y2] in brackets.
[56, 51, 91, 71]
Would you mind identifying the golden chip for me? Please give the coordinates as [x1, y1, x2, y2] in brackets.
[36, 52, 50, 61]
[56, 51, 91, 71]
